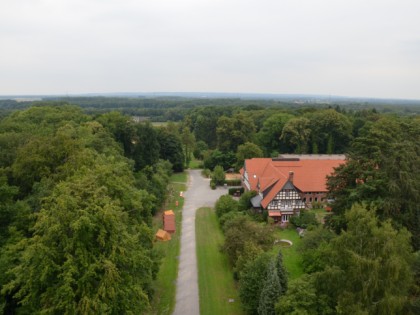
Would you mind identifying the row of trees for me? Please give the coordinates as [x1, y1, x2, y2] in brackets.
[214, 195, 289, 314]
[189, 107, 367, 158]
[0, 105, 177, 313]
[182, 106, 390, 174]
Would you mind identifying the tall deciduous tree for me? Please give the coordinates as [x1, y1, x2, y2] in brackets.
[236, 142, 263, 169]
[256, 113, 294, 155]
[181, 126, 195, 167]
[216, 113, 256, 152]
[157, 128, 184, 172]
[281, 117, 311, 154]
[308, 109, 352, 154]
[315, 204, 414, 314]
[327, 116, 420, 249]
[3, 155, 156, 314]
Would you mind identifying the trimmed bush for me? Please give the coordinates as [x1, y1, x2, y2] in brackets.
[228, 187, 244, 196]
[210, 180, 216, 190]
[212, 165, 225, 186]
[290, 210, 319, 229]
[225, 179, 242, 186]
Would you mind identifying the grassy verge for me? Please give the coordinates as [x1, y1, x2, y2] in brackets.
[196, 208, 244, 315]
[169, 172, 188, 183]
[148, 172, 187, 315]
[273, 228, 304, 280]
[188, 158, 203, 169]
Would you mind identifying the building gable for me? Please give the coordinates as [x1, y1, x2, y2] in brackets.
[265, 182, 305, 211]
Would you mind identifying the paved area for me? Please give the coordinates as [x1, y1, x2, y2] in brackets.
[173, 170, 227, 315]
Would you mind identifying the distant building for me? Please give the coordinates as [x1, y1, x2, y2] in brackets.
[241, 155, 346, 223]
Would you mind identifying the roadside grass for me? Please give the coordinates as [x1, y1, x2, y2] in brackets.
[148, 172, 187, 315]
[188, 158, 203, 169]
[196, 208, 245, 315]
[170, 171, 188, 183]
[272, 228, 304, 280]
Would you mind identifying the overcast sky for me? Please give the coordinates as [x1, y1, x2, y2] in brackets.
[1, 0, 419, 99]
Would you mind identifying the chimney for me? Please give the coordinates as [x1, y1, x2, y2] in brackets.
[288, 171, 294, 183]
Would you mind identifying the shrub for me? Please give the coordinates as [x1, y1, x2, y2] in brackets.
[215, 195, 238, 218]
[219, 211, 243, 229]
[223, 216, 274, 266]
[311, 201, 323, 209]
[224, 179, 242, 186]
[201, 168, 211, 178]
[210, 180, 216, 190]
[212, 165, 225, 186]
[238, 191, 257, 211]
[228, 187, 244, 195]
[290, 210, 319, 229]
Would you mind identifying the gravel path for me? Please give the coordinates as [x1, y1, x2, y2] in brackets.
[173, 170, 227, 315]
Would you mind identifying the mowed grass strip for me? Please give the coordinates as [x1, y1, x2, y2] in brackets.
[148, 172, 187, 315]
[196, 208, 244, 315]
[273, 228, 304, 280]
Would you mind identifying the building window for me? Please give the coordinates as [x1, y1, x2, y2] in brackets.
[309, 197, 312, 202]
[315, 197, 318, 202]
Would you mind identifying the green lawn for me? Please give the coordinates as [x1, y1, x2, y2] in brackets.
[188, 158, 203, 169]
[196, 208, 245, 315]
[148, 173, 187, 315]
[273, 228, 304, 280]
[169, 171, 188, 183]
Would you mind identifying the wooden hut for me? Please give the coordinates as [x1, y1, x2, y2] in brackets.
[155, 229, 171, 241]
[163, 210, 176, 234]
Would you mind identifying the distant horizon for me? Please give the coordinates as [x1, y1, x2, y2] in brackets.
[1, 91, 420, 103]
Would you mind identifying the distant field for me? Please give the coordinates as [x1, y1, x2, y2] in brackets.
[148, 172, 187, 315]
[151, 121, 169, 127]
[273, 228, 304, 280]
[196, 208, 244, 315]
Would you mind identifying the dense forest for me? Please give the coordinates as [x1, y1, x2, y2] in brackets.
[0, 105, 186, 313]
[0, 98, 419, 314]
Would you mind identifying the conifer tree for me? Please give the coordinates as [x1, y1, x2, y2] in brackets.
[275, 250, 288, 295]
[258, 261, 281, 315]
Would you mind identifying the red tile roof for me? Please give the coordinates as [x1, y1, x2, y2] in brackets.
[244, 157, 345, 209]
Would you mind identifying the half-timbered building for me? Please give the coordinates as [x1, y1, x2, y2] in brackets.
[241, 155, 346, 223]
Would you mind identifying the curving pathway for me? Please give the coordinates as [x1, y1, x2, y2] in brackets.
[173, 170, 227, 315]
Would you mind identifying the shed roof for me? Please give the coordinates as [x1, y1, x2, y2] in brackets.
[156, 229, 171, 241]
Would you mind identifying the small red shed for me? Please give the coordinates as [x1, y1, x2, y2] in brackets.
[163, 210, 176, 234]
